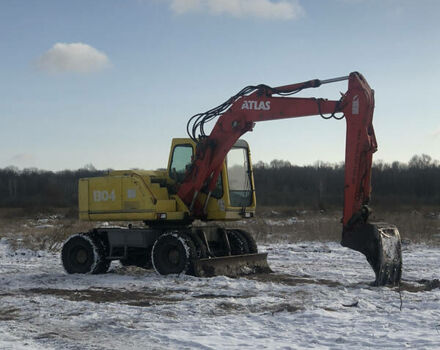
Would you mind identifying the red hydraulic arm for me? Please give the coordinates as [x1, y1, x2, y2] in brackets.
[178, 72, 377, 229]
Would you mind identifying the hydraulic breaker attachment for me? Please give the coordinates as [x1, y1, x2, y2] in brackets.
[341, 222, 402, 286]
[193, 253, 271, 278]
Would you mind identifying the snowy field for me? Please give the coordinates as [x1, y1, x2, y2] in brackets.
[0, 238, 439, 350]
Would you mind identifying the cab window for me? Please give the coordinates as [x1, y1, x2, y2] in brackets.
[169, 145, 193, 183]
[227, 147, 253, 207]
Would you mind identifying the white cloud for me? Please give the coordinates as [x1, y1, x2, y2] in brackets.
[169, 0, 304, 20]
[37, 42, 111, 73]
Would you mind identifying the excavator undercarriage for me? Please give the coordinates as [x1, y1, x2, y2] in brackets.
[62, 72, 402, 286]
[62, 225, 270, 277]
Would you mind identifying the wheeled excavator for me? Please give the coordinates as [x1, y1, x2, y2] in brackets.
[61, 72, 402, 286]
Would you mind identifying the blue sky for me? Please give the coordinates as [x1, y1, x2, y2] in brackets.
[1, 0, 439, 170]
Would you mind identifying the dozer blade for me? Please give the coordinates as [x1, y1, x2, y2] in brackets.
[193, 253, 271, 278]
[341, 222, 402, 286]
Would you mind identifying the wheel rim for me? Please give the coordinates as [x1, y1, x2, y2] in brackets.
[70, 246, 91, 267]
[159, 242, 185, 272]
[75, 248, 88, 264]
[168, 248, 180, 265]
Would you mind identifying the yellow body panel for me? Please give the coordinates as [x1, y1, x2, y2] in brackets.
[79, 169, 187, 222]
[79, 138, 256, 222]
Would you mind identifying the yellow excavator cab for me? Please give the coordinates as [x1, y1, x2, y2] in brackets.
[167, 138, 256, 221]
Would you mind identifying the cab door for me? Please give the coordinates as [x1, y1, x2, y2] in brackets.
[167, 138, 195, 184]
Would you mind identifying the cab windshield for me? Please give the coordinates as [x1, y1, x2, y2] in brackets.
[226, 147, 253, 207]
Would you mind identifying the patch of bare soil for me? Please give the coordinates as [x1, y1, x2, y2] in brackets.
[25, 287, 184, 306]
[0, 306, 20, 321]
[399, 279, 440, 293]
[246, 272, 344, 288]
[261, 303, 304, 314]
[211, 300, 305, 316]
[192, 292, 257, 299]
[33, 332, 63, 340]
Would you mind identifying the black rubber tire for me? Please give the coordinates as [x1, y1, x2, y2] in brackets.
[233, 229, 258, 253]
[87, 232, 111, 274]
[151, 232, 196, 275]
[62, 234, 106, 274]
[227, 230, 249, 255]
[187, 230, 208, 259]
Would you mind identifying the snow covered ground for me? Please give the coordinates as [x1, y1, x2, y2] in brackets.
[0, 238, 439, 350]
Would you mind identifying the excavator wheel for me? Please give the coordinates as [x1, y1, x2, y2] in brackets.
[151, 232, 197, 275]
[226, 230, 250, 255]
[61, 233, 109, 274]
[187, 230, 208, 259]
[87, 232, 111, 274]
[232, 229, 258, 253]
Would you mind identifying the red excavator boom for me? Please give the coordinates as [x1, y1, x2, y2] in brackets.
[179, 72, 402, 286]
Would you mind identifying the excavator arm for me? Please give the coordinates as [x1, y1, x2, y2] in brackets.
[178, 72, 402, 286]
[179, 73, 371, 226]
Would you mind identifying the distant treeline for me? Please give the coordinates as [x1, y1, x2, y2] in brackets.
[0, 155, 439, 209]
[253, 154, 440, 209]
[0, 164, 105, 208]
